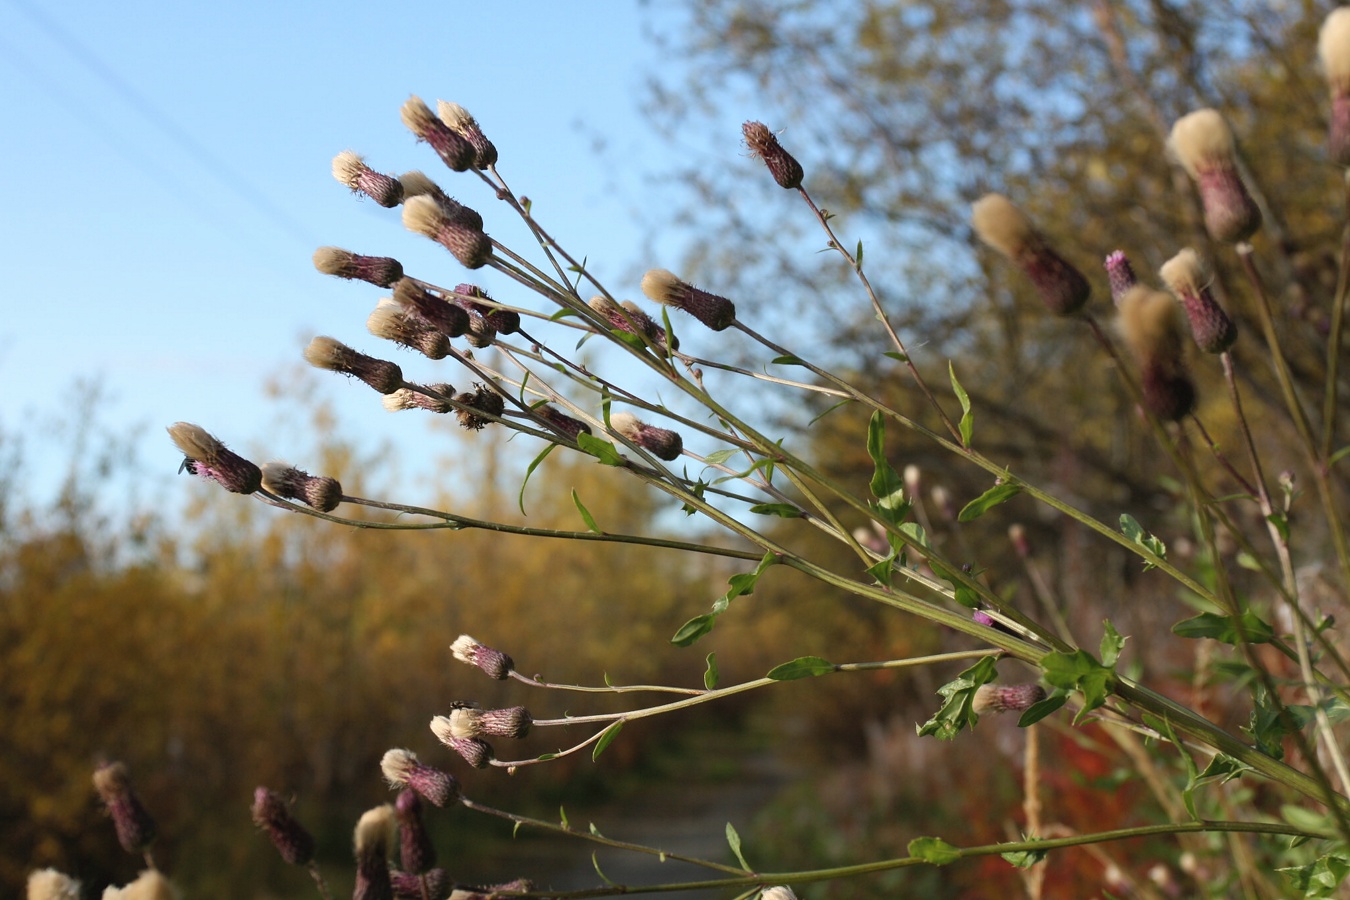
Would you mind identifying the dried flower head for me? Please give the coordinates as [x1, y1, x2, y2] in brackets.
[1117, 286, 1197, 421]
[401, 95, 475, 172]
[93, 762, 157, 855]
[536, 405, 592, 441]
[392, 278, 471, 338]
[251, 787, 316, 866]
[1103, 251, 1138, 306]
[972, 683, 1047, 715]
[332, 151, 404, 207]
[444, 706, 533, 739]
[313, 247, 405, 288]
[368, 298, 451, 359]
[1320, 9, 1350, 164]
[1159, 249, 1237, 354]
[392, 869, 449, 899]
[454, 384, 506, 431]
[382, 385, 455, 414]
[450, 634, 515, 679]
[354, 805, 396, 900]
[587, 295, 676, 350]
[168, 422, 262, 494]
[641, 269, 736, 331]
[27, 869, 82, 900]
[429, 717, 495, 768]
[398, 171, 484, 230]
[971, 194, 1089, 315]
[1168, 110, 1262, 243]
[303, 336, 404, 394]
[380, 749, 460, 807]
[464, 314, 497, 349]
[260, 462, 343, 512]
[454, 283, 521, 334]
[610, 412, 684, 461]
[99, 869, 177, 900]
[437, 101, 498, 169]
[742, 121, 804, 189]
[403, 195, 492, 269]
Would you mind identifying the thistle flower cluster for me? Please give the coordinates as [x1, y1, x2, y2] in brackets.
[260, 462, 343, 512]
[168, 422, 261, 494]
[610, 412, 683, 461]
[332, 151, 404, 208]
[93, 762, 158, 856]
[380, 749, 461, 807]
[368, 298, 452, 359]
[742, 121, 804, 189]
[313, 246, 405, 288]
[303, 336, 404, 394]
[250, 787, 315, 866]
[453, 384, 506, 431]
[587, 295, 676, 351]
[451, 635, 515, 679]
[641, 268, 737, 331]
[1117, 285, 1196, 422]
[970, 193, 1090, 315]
[1168, 109, 1262, 244]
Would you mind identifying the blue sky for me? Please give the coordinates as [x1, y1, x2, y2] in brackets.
[0, 0, 736, 515]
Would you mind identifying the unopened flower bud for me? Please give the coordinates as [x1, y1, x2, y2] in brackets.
[972, 683, 1047, 715]
[383, 385, 455, 414]
[1159, 249, 1237, 354]
[332, 151, 404, 207]
[971, 194, 1089, 315]
[403, 195, 491, 269]
[392, 869, 449, 900]
[168, 423, 262, 494]
[742, 121, 804, 189]
[536, 405, 591, 440]
[1168, 110, 1262, 243]
[304, 337, 404, 394]
[401, 96, 474, 172]
[354, 805, 396, 900]
[261, 462, 343, 512]
[437, 101, 498, 169]
[251, 787, 316, 866]
[93, 762, 157, 855]
[313, 247, 405, 288]
[1118, 286, 1196, 421]
[640, 269, 736, 331]
[972, 609, 996, 628]
[610, 412, 683, 461]
[392, 278, 470, 338]
[368, 298, 451, 359]
[380, 749, 460, 808]
[429, 717, 495, 768]
[398, 172, 484, 230]
[454, 384, 506, 431]
[1103, 251, 1138, 306]
[393, 789, 435, 875]
[450, 635, 514, 679]
[27, 869, 81, 900]
[1320, 9, 1350, 164]
[454, 284, 520, 334]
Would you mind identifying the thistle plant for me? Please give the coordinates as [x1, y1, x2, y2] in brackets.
[38, 10, 1350, 898]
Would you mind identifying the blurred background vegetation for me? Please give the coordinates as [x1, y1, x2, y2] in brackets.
[6, 1, 1349, 896]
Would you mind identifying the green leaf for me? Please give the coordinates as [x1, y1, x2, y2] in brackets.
[1099, 620, 1126, 668]
[866, 553, 896, 587]
[726, 823, 751, 870]
[571, 489, 602, 534]
[908, 836, 961, 865]
[591, 721, 624, 761]
[948, 361, 974, 446]
[916, 656, 999, 740]
[1017, 691, 1068, 727]
[671, 614, 717, 647]
[1119, 514, 1167, 570]
[883, 351, 908, 362]
[1002, 837, 1048, 868]
[898, 521, 931, 550]
[559, 806, 569, 828]
[809, 399, 852, 426]
[1278, 850, 1350, 897]
[1173, 610, 1277, 644]
[771, 355, 807, 366]
[591, 852, 614, 884]
[749, 502, 804, 518]
[703, 652, 719, 690]
[866, 412, 910, 523]
[703, 448, 738, 466]
[1266, 511, 1291, 543]
[1330, 444, 1350, 466]
[767, 656, 835, 680]
[519, 444, 557, 514]
[957, 482, 1021, 522]
[577, 432, 624, 466]
[855, 238, 864, 268]
[1040, 649, 1116, 724]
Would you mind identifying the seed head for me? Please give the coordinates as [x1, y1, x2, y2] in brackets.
[971, 194, 1089, 315]
[429, 717, 496, 768]
[260, 462, 343, 512]
[93, 761, 157, 855]
[641, 269, 736, 331]
[1159, 249, 1237, 354]
[168, 422, 262, 494]
[403, 195, 492, 269]
[354, 806, 396, 900]
[454, 283, 521, 334]
[1168, 110, 1262, 243]
[313, 247, 405, 288]
[303, 337, 404, 394]
[391, 278, 470, 339]
[398, 172, 484, 230]
[610, 412, 683, 461]
[1321, 9, 1350, 163]
[437, 101, 498, 169]
[1118, 286, 1197, 421]
[1103, 251, 1138, 306]
[536, 405, 592, 441]
[454, 384, 506, 431]
[368, 299, 452, 359]
[587, 296, 676, 350]
[450, 634, 515, 679]
[26, 869, 81, 900]
[972, 683, 1047, 716]
[742, 121, 804, 189]
[382, 385, 455, 414]
[99, 870, 176, 900]
[401, 95, 475, 172]
[391, 869, 449, 899]
[332, 151, 404, 207]
[392, 789, 436, 875]
[251, 787, 316, 866]
[380, 749, 460, 807]
[445, 705, 533, 739]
